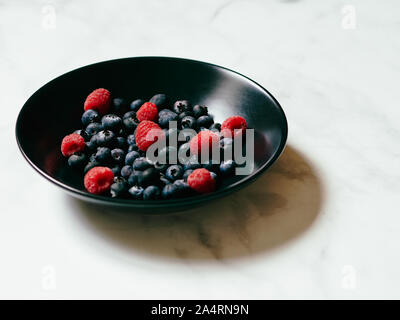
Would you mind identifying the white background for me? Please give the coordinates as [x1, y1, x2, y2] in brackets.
[1, 0, 399, 299]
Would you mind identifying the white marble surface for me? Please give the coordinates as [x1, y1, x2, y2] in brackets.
[1, 0, 400, 299]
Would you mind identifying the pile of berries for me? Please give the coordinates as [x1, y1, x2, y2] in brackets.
[60, 88, 248, 200]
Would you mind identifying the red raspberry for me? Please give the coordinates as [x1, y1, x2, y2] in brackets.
[84, 88, 111, 115]
[221, 116, 247, 138]
[189, 130, 219, 156]
[84, 167, 114, 195]
[187, 168, 216, 194]
[135, 120, 164, 151]
[61, 133, 85, 157]
[136, 102, 158, 122]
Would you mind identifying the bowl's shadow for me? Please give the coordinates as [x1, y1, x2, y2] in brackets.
[68, 145, 324, 260]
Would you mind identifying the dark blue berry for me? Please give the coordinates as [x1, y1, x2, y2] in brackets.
[101, 114, 122, 132]
[197, 115, 214, 128]
[154, 160, 168, 172]
[149, 94, 169, 109]
[161, 183, 179, 199]
[165, 165, 184, 181]
[183, 155, 201, 171]
[110, 177, 129, 198]
[68, 152, 87, 169]
[128, 144, 139, 152]
[74, 129, 90, 141]
[181, 116, 197, 130]
[164, 128, 179, 145]
[86, 134, 98, 151]
[158, 146, 177, 164]
[95, 130, 116, 148]
[127, 134, 136, 145]
[115, 136, 126, 149]
[193, 105, 208, 118]
[160, 175, 171, 185]
[128, 185, 144, 199]
[220, 160, 236, 176]
[130, 99, 144, 111]
[183, 169, 193, 181]
[112, 98, 128, 114]
[82, 109, 100, 126]
[94, 147, 112, 164]
[123, 114, 139, 132]
[138, 168, 159, 187]
[173, 100, 192, 114]
[158, 109, 178, 128]
[125, 151, 140, 165]
[86, 122, 103, 136]
[210, 171, 218, 185]
[143, 185, 161, 200]
[121, 165, 133, 178]
[220, 137, 234, 159]
[123, 111, 136, 119]
[111, 148, 125, 165]
[202, 159, 219, 173]
[173, 179, 193, 197]
[210, 123, 221, 132]
[84, 160, 101, 174]
[178, 142, 191, 159]
[133, 157, 153, 170]
[178, 111, 194, 122]
[110, 165, 121, 177]
[128, 170, 142, 186]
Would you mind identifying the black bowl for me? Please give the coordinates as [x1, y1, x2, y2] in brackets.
[16, 57, 288, 212]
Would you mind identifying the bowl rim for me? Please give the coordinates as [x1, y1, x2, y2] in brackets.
[15, 56, 288, 208]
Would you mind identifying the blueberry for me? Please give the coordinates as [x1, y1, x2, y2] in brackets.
[123, 111, 136, 119]
[128, 170, 142, 186]
[183, 155, 201, 171]
[68, 152, 87, 169]
[84, 160, 101, 174]
[128, 185, 144, 199]
[178, 111, 194, 122]
[143, 185, 161, 200]
[130, 99, 144, 111]
[128, 144, 139, 152]
[158, 109, 178, 128]
[181, 116, 197, 130]
[133, 157, 153, 170]
[220, 137, 233, 159]
[161, 183, 179, 199]
[165, 165, 184, 181]
[110, 165, 121, 177]
[173, 179, 193, 197]
[101, 114, 122, 132]
[111, 148, 125, 165]
[220, 160, 236, 176]
[127, 134, 136, 145]
[197, 115, 214, 128]
[82, 109, 100, 126]
[121, 165, 133, 178]
[164, 128, 179, 145]
[110, 177, 129, 198]
[86, 134, 98, 151]
[74, 129, 90, 141]
[115, 136, 127, 149]
[210, 171, 218, 185]
[158, 146, 178, 164]
[94, 147, 112, 164]
[183, 169, 193, 181]
[149, 94, 169, 109]
[86, 122, 103, 136]
[178, 142, 191, 159]
[138, 168, 159, 187]
[173, 100, 192, 114]
[123, 114, 139, 132]
[210, 123, 221, 132]
[193, 105, 208, 118]
[160, 175, 171, 185]
[95, 130, 116, 148]
[154, 160, 168, 172]
[112, 98, 129, 114]
[125, 151, 140, 165]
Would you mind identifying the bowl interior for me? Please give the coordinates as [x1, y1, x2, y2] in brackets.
[16, 57, 287, 210]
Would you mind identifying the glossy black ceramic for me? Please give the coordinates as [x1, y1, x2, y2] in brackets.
[16, 57, 288, 212]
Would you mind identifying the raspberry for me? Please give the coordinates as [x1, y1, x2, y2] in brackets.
[221, 116, 247, 138]
[61, 133, 86, 157]
[187, 168, 216, 194]
[84, 167, 114, 195]
[84, 88, 111, 115]
[136, 102, 158, 122]
[135, 120, 164, 151]
[189, 130, 219, 156]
